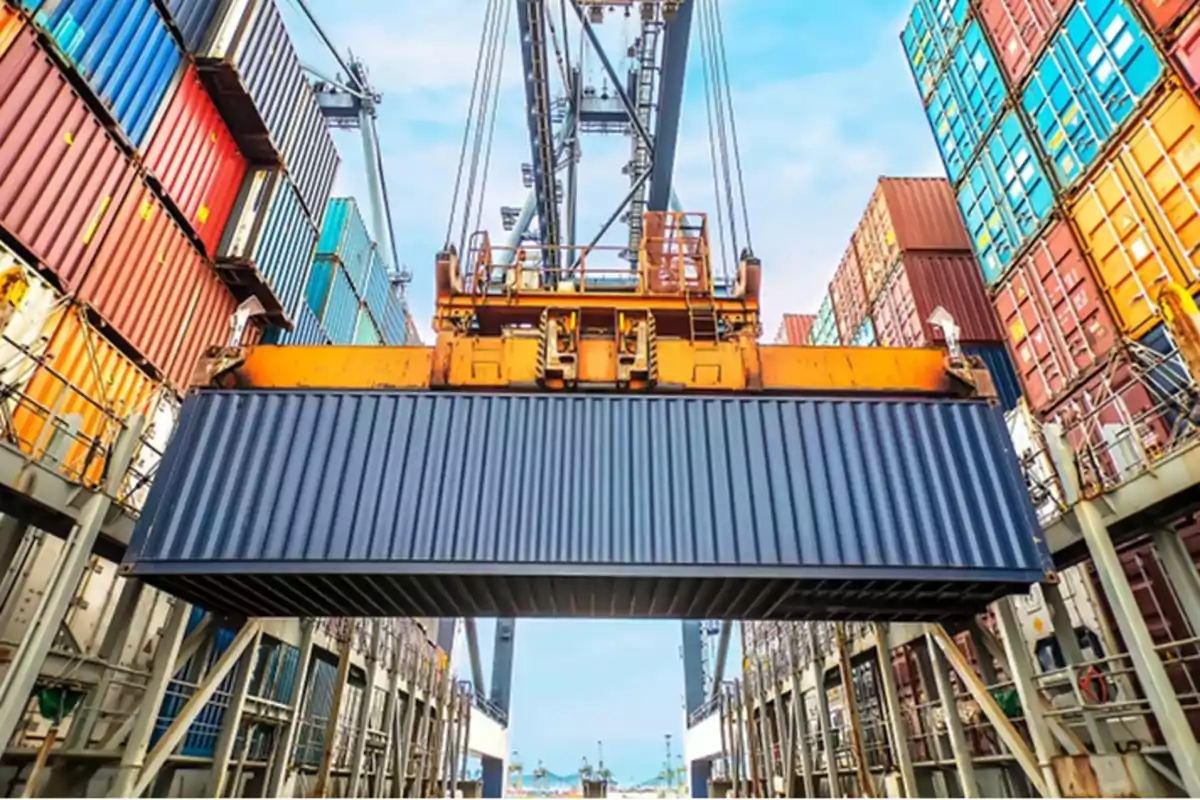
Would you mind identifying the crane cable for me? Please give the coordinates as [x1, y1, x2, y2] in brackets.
[458, 0, 509, 257]
[470, 0, 513, 239]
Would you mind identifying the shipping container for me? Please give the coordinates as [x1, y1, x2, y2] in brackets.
[143, 64, 248, 257]
[0, 27, 136, 287]
[381, 294, 410, 346]
[217, 169, 319, 324]
[964, 343, 1023, 410]
[0, 4, 21, 56]
[991, 219, 1118, 412]
[1134, 0, 1198, 31]
[322, 263, 358, 344]
[161, 0, 219, 52]
[353, 307, 382, 345]
[22, 0, 183, 149]
[1174, 13, 1200, 94]
[1004, 400, 1067, 523]
[124, 390, 1048, 620]
[831, 239, 870, 343]
[197, 0, 339, 220]
[0, 247, 62, 394]
[363, 249, 392, 327]
[10, 306, 160, 488]
[261, 301, 330, 346]
[871, 252, 1001, 347]
[317, 198, 374, 292]
[977, 0, 1072, 84]
[856, 178, 973, 300]
[956, 111, 1056, 285]
[810, 294, 841, 345]
[1022, 0, 1164, 191]
[903, 0, 973, 100]
[124, 388, 180, 511]
[924, 20, 1008, 185]
[851, 317, 877, 346]
[79, 176, 239, 390]
[775, 313, 816, 345]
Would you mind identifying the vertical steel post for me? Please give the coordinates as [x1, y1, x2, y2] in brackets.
[873, 624, 916, 798]
[208, 628, 263, 797]
[1151, 526, 1200, 634]
[1076, 499, 1200, 796]
[0, 416, 144, 750]
[0, 514, 30, 608]
[1043, 580, 1116, 753]
[926, 633, 979, 798]
[808, 627, 840, 799]
[265, 620, 315, 799]
[349, 620, 382, 797]
[835, 623, 873, 798]
[67, 578, 144, 749]
[315, 620, 357, 798]
[376, 641, 403, 799]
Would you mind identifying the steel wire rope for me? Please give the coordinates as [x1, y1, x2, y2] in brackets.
[370, 115, 410, 289]
[702, 0, 740, 270]
[697, 0, 731, 274]
[445, 0, 501, 249]
[711, 0, 754, 254]
[459, 0, 508, 256]
[472, 0, 514, 238]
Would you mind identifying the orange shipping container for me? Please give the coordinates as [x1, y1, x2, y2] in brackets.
[855, 177, 972, 301]
[1068, 86, 1200, 338]
[775, 313, 815, 345]
[10, 307, 160, 488]
[0, 5, 21, 57]
[830, 239, 870, 344]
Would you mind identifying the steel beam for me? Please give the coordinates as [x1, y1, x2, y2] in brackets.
[681, 621, 706, 715]
[265, 620, 315, 798]
[1043, 580, 1116, 753]
[808, 647, 839, 797]
[648, 0, 694, 212]
[349, 620, 382, 797]
[315, 619, 357, 798]
[873, 624, 916, 798]
[465, 618, 486, 697]
[376, 645, 403, 798]
[131, 619, 264, 798]
[1076, 498, 1200, 796]
[516, 0, 560, 261]
[1151, 526, 1200, 634]
[490, 618, 515, 715]
[208, 627, 262, 797]
[835, 623, 873, 797]
[710, 621, 731, 700]
[927, 631, 980, 798]
[0, 416, 143, 751]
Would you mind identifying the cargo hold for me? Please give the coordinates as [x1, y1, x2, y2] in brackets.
[123, 391, 1048, 621]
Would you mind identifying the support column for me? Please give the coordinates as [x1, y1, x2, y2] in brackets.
[315, 620, 357, 798]
[926, 633, 979, 798]
[0, 514, 30, 605]
[874, 624, 916, 798]
[67, 578, 144, 748]
[1151, 526, 1200, 634]
[0, 417, 144, 749]
[208, 627, 263, 797]
[264, 620, 315, 798]
[1077, 499, 1200, 796]
[1043, 580, 1116, 753]
[348, 620, 382, 797]
[376, 642, 403, 798]
[810, 663, 840, 798]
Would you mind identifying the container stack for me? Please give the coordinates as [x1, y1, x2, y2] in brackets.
[903, 0, 1200, 490]
[0, 0, 339, 497]
[775, 313, 816, 345]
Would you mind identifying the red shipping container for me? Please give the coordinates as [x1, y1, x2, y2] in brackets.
[0, 26, 135, 288]
[977, 0, 1073, 83]
[1173, 13, 1200, 95]
[830, 239, 870, 344]
[144, 65, 249, 257]
[775, 313, 815, 345]
[992, 220, 1118, 413]
[871, 252, 1001, 347]
[80, 178, 238, 390]
[1135, 0, 1197, 31]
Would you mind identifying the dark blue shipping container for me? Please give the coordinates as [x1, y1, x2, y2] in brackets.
[124, 391, 1048, 621]
[963, 343, 1022, 412]
[381, 294, 410, 345]
[161, 0, 217, 52]
[23, 0, 183, 148]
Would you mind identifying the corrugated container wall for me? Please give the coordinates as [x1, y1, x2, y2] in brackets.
[363, 249, 392, 326]
[831, 240, 870, 343]
[1135, 0, 1198, 30]
[381, 295, 410, 346]
[903, 0, 972, 100]
[977, 0, 1072, 83]
[964, 344, 1023, 411]
[0, 28, 136, 286]
[353, 308, 381, 345]
[0, 4, 21, 55]
[851, 317, 877, 347]
[956, 111, 1055, 285]
[1068, 86, 1200, 338]
[261, 302, 331, 346]
[79, 177, 239, 389]
[992, 219, 1118, 412]
[143, 65, 248, 257]
[321, 262, 359, 344]
[1175, 14, 1200, 95]
[124, 391, 1048, 620]
[197, 0, 338, 221]
[810, 294, 841, 345]
[218, 169, 319, 323]
[162, 0, 219, 52]
[871, 252, 1001, 347]
[318, 198, 375, 292]
[22, 0, 183, 149]
[775, 313, 815, 345]
[1021, 0, 1163, 192]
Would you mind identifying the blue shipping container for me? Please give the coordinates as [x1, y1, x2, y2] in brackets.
[161, 0, 217, 52]
[810, 294, 840, 345]
[218, 170, 319, 324]
[962, 343, 1022, 412]
[23, 0, 183, 148]
[320, 262, 358, 344]
[902, 0, 971, 99]
[317, 198, 374, 292]
[852, 317, 877, 347]
[261, 300, 330, 346]
[382, 294, 410, 346]
[956, 111, 1055, 287]
[125, 391, 1048, 621]
[353, 307, 382, 345]
[925, 19, 1007, 185]
[363, 249, 392, 326]
[1022, 0, 1163, 191]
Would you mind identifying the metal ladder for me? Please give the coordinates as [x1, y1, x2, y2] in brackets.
[627, 14, 663, 257]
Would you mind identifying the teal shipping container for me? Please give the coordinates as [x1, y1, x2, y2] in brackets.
[902, 0, 971, 100]
[381, 294, 410, 345]
[924, 19, 1008, 184]
[22, 0, 183, 148]
[363, 250, 392, 326]
[317, 198, 374, 292]
[353, 307, 382, 345]
[809, 294, 841, 345]
[1022, 0, 1163, 191]
[956, 111, 1055, 287]
[851, 317, 877, 347]
[261, 301, 330, 346]
[320, 262, 358, 344]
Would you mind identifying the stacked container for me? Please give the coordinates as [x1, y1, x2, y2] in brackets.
[808, 294, 841, 345]
[775, 314, 816, 345]
[904, 0, 1200, 492]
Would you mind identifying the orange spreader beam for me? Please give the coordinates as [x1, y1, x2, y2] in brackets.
[198, 338, 995, 399]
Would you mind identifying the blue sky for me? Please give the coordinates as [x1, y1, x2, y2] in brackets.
[287, 0, 945, 782]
